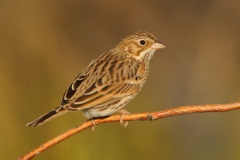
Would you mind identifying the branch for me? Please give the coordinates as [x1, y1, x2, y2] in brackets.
[18, 101, 240, 160]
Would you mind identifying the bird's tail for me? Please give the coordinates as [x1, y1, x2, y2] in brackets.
[26, 106, 67, 127]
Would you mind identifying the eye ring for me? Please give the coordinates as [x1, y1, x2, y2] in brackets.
[139, 39, 146, 46]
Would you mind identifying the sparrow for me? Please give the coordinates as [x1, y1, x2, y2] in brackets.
[26, 31, 165, 127]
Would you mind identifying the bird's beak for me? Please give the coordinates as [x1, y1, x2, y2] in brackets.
[151, 41, 165, 50]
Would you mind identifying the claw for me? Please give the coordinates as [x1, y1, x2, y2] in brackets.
[118, 109, 130, 128]
[90, 118, 96, 131]
[120, 114, 129, 127]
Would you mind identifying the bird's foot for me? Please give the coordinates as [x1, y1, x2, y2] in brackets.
[118, 109, 130, 127]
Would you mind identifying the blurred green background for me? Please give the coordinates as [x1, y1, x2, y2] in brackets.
[1, 0, 240, 159]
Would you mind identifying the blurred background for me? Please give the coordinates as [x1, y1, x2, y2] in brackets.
[1, 0, 240, 159]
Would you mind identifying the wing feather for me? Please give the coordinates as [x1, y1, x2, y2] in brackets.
[62, 51, 144, 111]
[68, 81, 140, 110]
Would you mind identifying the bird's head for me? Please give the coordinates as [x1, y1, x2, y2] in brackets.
[117, 31, 165, 61]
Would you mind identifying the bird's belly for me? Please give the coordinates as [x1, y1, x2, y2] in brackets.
[82, 96, 133, 119]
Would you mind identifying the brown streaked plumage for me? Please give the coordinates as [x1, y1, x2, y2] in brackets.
[26, 31, 165, 127]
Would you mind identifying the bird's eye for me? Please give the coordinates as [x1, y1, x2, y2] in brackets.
[139, 39, 146, 46]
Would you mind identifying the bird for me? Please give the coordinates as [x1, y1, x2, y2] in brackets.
[26, 31, 165, 128]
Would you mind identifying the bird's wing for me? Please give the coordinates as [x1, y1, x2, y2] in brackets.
[61, 74, 88, 105]
[68, 77, 140, 110]
[61, 51, 143, 111]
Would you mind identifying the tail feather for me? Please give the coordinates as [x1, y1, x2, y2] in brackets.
[26, 107, 67, 127]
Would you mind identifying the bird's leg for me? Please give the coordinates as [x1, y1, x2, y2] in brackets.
[118, 109, 130, 127]
[89, 118, 96, 131]
[89, 116, 110, 131]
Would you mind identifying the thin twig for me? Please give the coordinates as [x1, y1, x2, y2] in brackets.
[18, 101, 240, 160]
